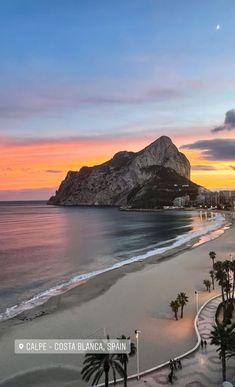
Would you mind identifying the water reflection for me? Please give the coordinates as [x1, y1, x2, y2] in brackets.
[0, 202, 205, 313]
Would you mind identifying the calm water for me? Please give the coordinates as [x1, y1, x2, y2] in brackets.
[0, 202, 223, 319]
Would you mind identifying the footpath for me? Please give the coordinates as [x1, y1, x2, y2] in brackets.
[127, 296, 235, 387]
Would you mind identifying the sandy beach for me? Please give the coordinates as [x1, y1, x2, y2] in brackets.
[0, 212, 234, 387]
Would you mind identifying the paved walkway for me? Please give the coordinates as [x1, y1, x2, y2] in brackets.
[127, 296, 235, 387]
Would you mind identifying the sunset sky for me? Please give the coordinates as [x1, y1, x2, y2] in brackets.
[0, 0, 235, 200]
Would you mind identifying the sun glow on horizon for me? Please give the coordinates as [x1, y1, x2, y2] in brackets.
[1, 135, 234, 199]
[183, 149, 235, 189]
[0, 136, 151, 192]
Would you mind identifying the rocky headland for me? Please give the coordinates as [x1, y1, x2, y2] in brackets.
[48, 136, 199, 208]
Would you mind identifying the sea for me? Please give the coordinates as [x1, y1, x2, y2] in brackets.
[0, 201, 226, 321]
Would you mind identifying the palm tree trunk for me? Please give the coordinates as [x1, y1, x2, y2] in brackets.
[221, 286, 226, 322]
[124, 361, 127, 387]
[175, 311, 178, 320]
[232, 272, 235, 300]
[105, 369, 109, 387]
[221, 349, 226, 381]
[181, 306, 183, 319]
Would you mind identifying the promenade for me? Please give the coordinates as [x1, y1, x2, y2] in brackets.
[128, 296, 235, 387]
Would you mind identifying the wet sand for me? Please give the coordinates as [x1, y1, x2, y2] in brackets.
[0, 212, 234, 387]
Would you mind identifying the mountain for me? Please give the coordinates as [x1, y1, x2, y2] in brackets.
[48, 136, 199, 208]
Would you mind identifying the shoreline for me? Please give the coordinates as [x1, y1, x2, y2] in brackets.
[0, 210, 231, 325]
[1, 211, 231, 326]
[0, 212, 234, 386]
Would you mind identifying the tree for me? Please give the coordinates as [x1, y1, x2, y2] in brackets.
[210, 322, 235, 381]
[81, 351, 124, 387]
[170, 299, 180, 320]
[203, 279, 211, 292]
[230, 260, 235, 301]
[214, 260, 235, 320]
[226, 329, 235, 360]
[214, 261, 227, 306]
[209, 270, 215, 290]
[177, 292, 189, 319]
[117, 335, 136, 387]
[209, 251, 216, 269]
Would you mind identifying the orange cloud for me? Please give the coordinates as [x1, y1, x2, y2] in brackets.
[183, 148, 235, 189]
[1, 134, 235, 194]
[0, 136, 151, 191]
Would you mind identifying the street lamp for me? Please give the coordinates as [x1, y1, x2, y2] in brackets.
[195, 291, 200, 314]
[135, 329, 141, 380]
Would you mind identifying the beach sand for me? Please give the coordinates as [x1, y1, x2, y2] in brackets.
[0, 212, 234, 386]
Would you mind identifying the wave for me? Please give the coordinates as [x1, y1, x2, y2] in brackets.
[0, 212, 227, 322]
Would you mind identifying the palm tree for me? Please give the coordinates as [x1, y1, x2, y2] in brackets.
[170, 299, 180, 320]
[81, 352, 124, 387]
[210, 322, 235, 381]
[214, 261, 226, 303]
[209, 251, 216, 269]
[117, 335, 136, 387]
[226, 328, 235, 360]
[230, 260, 235, 301]
[214, 260, 233, 319]
[203, 279, 211, 292]
[209, 270, 215, 290]
[177, 292, 189, 319]
[224, 281, 232, 303]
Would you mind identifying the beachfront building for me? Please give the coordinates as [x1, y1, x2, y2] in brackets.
[195, 189, 235, 209]
[173, 195, 190, 207]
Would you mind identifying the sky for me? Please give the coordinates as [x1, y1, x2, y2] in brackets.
[0, 0, 235, 200]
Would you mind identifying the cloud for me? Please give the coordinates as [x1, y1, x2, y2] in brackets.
[0, 74, 208, 122]
[191, 165, 217, 171]
[0, 135, 105, 147]
[0, 81, 185, 121]
[181, 139, 235, 160]
[230, 165, 235, 170]
[212, 109, 235, 132]
[0, 129, 154, 148]
[45, 169, 63, 173]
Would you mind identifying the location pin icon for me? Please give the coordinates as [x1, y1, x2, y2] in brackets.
[19, 343, 24, 350]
